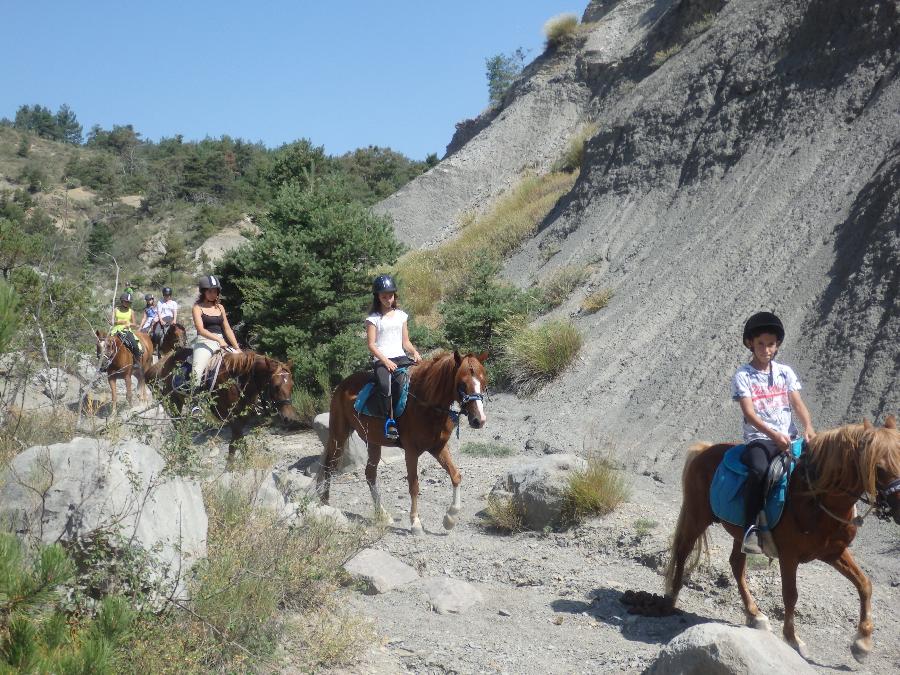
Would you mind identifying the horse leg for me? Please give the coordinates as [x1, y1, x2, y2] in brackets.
[124, 365, 133, 406]
[108, 375, 117, 411]
[227, 419, 244, 469]
[663, 508, 710, 612]
[433, 444, 462, 530]
[828, 549, 873, 662]
[315, 416, 349, 505]
[405, 451, 423, 535]
[729, 538, 771, 630]
[779, 556, 809, 659]
[366, 443, 392, 523]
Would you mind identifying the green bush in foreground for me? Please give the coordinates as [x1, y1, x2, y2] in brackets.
[503, 319, 582, 395]
[563, 456, 629, 524]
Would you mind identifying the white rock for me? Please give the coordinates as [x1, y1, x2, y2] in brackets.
[344, 548, 419, 594]
[645, 623, 817, 674]
[422, 577, 485, 615]
[310, 412, 370, 474]
[491, 454, 588, 530]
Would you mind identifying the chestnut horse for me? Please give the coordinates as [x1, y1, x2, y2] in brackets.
[153, 322, 187, 357]
[664, 417, 900, 662]
[95, 330, 153, 407]
[146, 348, 300, 461]
[316, 351, 488, 534]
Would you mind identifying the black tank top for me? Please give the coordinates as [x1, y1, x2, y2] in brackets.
[201, 311, 224, 335]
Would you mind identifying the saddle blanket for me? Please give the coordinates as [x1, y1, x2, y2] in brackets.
[354, 368, 410, 419]
[172, 351, 227, 393]
[710, 439, 803, 531]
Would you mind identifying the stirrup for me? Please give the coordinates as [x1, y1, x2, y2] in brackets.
[384, 418, 399, 440]
[741, 526, 763, 555]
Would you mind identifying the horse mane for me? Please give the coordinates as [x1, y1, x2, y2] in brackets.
[409, 351, 458, 404]
[806, 422, 900, 499]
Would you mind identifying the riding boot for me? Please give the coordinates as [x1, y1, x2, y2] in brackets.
[382, 395, 399, 440]
[741, 474, 764, 555]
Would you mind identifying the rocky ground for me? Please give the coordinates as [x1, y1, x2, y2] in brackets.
[235, 416, 900, 675]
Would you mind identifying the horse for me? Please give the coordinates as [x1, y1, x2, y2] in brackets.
[316, 351, 488, 535]
[664, 417, 900, 662]
[152, 322, 187, 357]
[95, 329, 154, 407]
[146, 348, 300, 461]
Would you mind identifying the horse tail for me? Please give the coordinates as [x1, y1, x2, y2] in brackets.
[664, 442, 711, 598]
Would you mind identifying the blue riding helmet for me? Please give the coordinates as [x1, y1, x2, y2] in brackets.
[372, 274, 397, 294]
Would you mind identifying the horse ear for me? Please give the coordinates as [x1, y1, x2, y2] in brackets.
[454, 350, 462, 367]
[286, 359, 293, 369]
[885, 415, 896, 429]
[476, 351, 489, 363]
[863, 418, 873, 430]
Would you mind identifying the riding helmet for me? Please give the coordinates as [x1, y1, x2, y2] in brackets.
[198, 275, 221, 291]
[144, 294, 154, 302]
[120, 292, 133, 303]
[372, 274, 397, 294]
[162, 286, 173, 297]
[742, 312, 785, 345]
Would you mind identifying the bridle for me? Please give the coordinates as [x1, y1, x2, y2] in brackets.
[267, 366, 293, 409]
[801, 456, 900, 527]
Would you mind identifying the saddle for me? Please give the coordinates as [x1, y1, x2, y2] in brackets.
[118, 330, 143, 361]
[172, 350, 229, 394]
[354, 368, 410, 419]
[710, 439, 803, 532]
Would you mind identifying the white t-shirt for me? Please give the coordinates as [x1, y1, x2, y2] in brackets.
[366, 310, 408, 361]
[158, 299, 178, 321]
[731, 361, 801, 443]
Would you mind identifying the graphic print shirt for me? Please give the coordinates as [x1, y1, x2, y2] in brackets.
[366, 310, 408, 361]
[731, 361, 801, 443]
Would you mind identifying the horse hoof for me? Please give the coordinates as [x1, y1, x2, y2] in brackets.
[376, 509, 393, 525]
[851, 637, 871, 663]
[447, 504, 461, 517]
[788, 638, 809, 660]
[411, 522, 424, 536]
[443, 513, 457, 530]
[749, 614, 771, 632]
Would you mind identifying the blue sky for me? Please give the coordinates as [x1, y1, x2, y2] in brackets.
[2, 1, 585, 159]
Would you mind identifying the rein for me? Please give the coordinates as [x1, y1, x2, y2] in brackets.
[798, 455, 892, 528]
[405, 362, 485, 439]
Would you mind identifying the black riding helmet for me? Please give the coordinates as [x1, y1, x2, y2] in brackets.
[743, 312, 785, 347]
[372, 274, 397, 294]
[161, 286, 172, 297]
[120, 292, 133, 304]
[144, 294, 154, 302]
[198, 275, 222, 291]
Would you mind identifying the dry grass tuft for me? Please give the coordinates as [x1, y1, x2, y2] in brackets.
[581, 288, 613, 314]
[0, 406, 77, 470]
[484, 493, 524, 533]
[539, 265, 591, 309]
[553, 122, 599, 173]
[544, 13, 580, 47]
[461, 442, 515, 457]
[563, 455, 629, 524]
[503, 319, 582, 395]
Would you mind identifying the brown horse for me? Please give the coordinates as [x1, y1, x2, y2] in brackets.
[152, 322, 187, 357]
[146, 348, 300, 461]
[664, 417, 900, 662]
[316, 351, 488, 534]
[95, 330, 154, 407]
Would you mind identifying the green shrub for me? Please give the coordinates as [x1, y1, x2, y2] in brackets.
[18, 164, 50, 193]
[538, 265, 590, 309]
[0, 279, 20, 353]
[485, 48, 528, 107]
[563, 455, 629, 524]
[634, 518, 658, 537]
[581, 288, 613, 314]
[502, 319, 582, 395]
[461, 442, 515, 457]
[553, 122, 599, 173]
[544, 13, 579, 47]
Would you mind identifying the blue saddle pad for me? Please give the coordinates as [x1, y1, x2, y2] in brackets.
[353, 368, 410, 418]
[710, 439, 803, 531]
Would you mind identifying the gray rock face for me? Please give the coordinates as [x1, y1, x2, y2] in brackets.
[344, 548, 419, 594]
[379, 0, 900, 475]
[312, 412, 370, 473]
[193, 226, 250, 265]
[492, 454, 587, 530]
[0, 437, 207, 598]
[644, 623, 816, 674]
[422, 577, 485, 615]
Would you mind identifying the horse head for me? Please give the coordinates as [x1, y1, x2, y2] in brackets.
[160, 322, 187, 354]
[871, 415, 900, 524]
[453, 351, 488, 429]
[263, 357, 301, 427]
[95, 330, 117, 371]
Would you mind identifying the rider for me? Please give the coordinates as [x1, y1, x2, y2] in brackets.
[191, 274, 241, 391]
[732, 312, 815, 554]
[110, 292, 141, 356]
[158, 286, 178, 327]
[366, 274, 421, 440]
[139, 293, 159, 335]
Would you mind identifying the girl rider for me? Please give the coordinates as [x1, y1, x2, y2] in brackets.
[366, 275, 421, 440]
[190, 275, 240, 390]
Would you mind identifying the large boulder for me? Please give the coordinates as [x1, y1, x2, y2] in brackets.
[310, 412, 369, 474]
[0, 437, 207, 598]
[491, 454, 587, 530]
[644, 623, 816, 675]
[344, 548, 419, 594]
